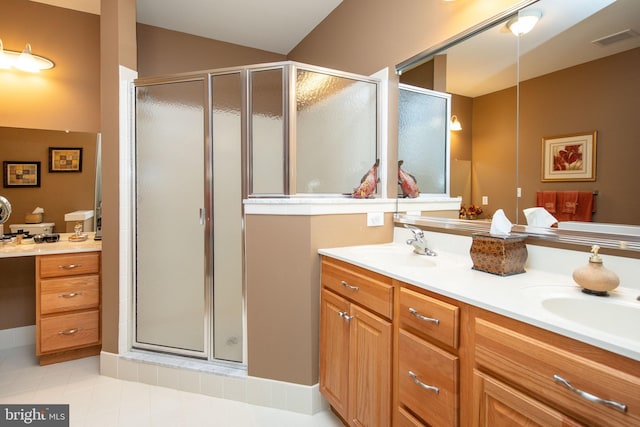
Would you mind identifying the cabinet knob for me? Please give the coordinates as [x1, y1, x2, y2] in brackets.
[553, 374, 627, 413]
[408, 371, 439, 394]
[409, 308, 440, 325]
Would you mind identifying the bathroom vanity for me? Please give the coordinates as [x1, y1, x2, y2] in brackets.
[319, 230, 640, 427]
[0, 234, 102, 365]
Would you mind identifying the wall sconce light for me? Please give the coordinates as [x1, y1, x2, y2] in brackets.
[0, 39, 55, 72]
[506, 10, 542, 36]
[450, 115, 462, 131]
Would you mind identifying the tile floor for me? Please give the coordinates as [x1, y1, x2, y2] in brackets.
[0, 345, 343, 426]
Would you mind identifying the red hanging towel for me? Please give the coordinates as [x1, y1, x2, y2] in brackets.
[536, 191, 557, 213]
[558, 191, 579, 214]
[571, 192, 594, 222]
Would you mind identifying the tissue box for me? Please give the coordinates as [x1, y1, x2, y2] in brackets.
[470, 233, 527, 276]
[25, 213, 43, 223]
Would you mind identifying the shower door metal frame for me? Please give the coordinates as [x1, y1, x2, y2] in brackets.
[132, 73, 213, 360]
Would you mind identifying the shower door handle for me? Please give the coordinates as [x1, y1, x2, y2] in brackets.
[199, 208, 206, 225]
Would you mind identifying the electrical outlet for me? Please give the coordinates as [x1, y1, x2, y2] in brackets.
[517, 187, 522, 198]
[482, 196, 488, 205]
[367, 212, 384, 227]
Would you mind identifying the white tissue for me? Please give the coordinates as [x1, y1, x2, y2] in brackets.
[490, 209, 512, 236]
[32, 207, 44, 214]
[523, 207, 557, 228]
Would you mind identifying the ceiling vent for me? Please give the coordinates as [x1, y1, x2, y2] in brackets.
[591, 29, 638, 47]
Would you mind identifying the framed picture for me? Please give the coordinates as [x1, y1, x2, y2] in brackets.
[541, 131, 596, 182]
[3, 161, 41, 188]
[49, 147, 83, 172]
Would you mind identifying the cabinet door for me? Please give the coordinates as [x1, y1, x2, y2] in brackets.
[349, 303, 392, 427]
[473, 371, 584, 427]
[320, 289, 351, 421]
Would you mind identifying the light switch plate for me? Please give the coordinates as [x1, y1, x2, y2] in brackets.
[367, 212, 384, 227]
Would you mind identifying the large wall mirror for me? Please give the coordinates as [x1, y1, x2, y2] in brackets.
[396, 0, 640, 249]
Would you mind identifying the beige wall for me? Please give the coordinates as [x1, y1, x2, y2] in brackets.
[136, 24, 286, 77]
[246, 213, 393, 385]
[0, 0, 100, 133]
[288, 0, 521, 77]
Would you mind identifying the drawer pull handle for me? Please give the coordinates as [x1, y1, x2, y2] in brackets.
[408, 371, 439, 394]
[59, 292, 82, 298]
[408, 308, 440, 325]
[338, 311, 353, 322]
[553, 374, 627, 413]
[58, 328, 81, 335]
[341, 281, 359, 292]
[58, 264, 82, 269]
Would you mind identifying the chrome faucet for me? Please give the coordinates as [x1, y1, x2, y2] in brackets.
[405, 225, 437, 256]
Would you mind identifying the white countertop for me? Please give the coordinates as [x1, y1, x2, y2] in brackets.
[0, 233, 102, 258]
[319, 241, 640, 362]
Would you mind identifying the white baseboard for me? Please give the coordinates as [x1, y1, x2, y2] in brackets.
[0, 325, 35, 350]
[100, 351, 328, 415]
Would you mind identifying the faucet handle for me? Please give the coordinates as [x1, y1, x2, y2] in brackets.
[404, 224, 424, 238]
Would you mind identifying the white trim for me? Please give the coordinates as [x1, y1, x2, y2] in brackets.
[119, 65, 137, 355]
[244, 196, 461, 216]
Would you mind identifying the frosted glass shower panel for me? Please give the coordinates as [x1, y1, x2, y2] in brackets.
[211, 72, 243, 362]
[296, 70, 378, 194]
[135, 80, 207, 354]
[398, 85, 450, 195]
[250, 68, 284, 195]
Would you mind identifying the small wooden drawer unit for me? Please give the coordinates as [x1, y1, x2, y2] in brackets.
[475, 317, 640, 427]
[398, 329, 459, 427]
[399, 287, 459, 349]
[321, 258, 393, 319]
[36, 251, 101, 365]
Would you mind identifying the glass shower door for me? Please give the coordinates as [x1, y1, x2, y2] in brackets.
[134, 78, 209, 356]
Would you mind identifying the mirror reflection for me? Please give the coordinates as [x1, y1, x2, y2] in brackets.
[397, 0, 640, 230]
[0, 127, 98, 236]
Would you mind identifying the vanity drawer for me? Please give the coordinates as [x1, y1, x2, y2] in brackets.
[399, 287, 459, 349]
[38, 252, 100, 279]
[40, 275, 100, 315]
[321, 257, 393, 319]
[475, 318, 640, 427]
[398, 329, 459, 427]
[39, 310, 100, 353]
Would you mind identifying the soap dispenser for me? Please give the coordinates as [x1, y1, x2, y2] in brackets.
[572, 245, 620, 296]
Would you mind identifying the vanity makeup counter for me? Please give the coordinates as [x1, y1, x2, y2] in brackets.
[319, 230, 640, 362]
[1, 232, 102, 365]
[0, 233, 101, 258]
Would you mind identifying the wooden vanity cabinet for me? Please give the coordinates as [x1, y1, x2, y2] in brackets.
[36, 251, 101, 365]
[473, 313, 640, 427]
[320, 257, 393, 427]
[319, 255, 640, 427]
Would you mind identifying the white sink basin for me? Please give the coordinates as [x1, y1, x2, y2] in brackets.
[525, 286, 640, 341]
